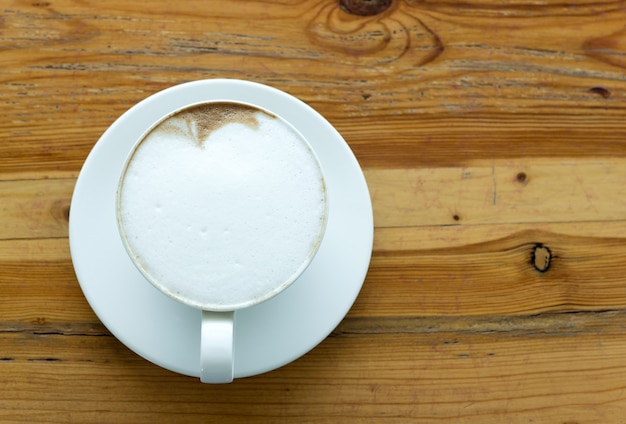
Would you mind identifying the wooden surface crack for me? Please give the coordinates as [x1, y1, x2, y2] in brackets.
[334, 309, 626, 337]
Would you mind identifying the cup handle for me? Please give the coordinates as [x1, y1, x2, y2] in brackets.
[200, 310, 235, 383]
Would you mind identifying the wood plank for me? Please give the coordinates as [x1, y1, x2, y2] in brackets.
[353, 228, 626, 317]
[2, 312, 626, 423]
[343, 114, 626, 169]
[3, 157, 626, 239]
[368, 157, 626, 228]
[3, 107, 626, 179]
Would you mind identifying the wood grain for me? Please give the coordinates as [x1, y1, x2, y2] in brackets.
[2, 315, 626, 423]
[2, 0, 626, 422]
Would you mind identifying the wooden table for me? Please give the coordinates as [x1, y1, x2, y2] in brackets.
[2, 0, 626, 422]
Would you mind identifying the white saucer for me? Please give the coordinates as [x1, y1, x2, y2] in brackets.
[69, 79, 374, 379]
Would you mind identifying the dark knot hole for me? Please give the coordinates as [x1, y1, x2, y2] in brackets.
[340, 0, 393, 16]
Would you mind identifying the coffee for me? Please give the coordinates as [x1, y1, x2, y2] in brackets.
[117, 102, 327, 311]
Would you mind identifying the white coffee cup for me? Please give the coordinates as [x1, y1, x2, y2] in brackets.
[116, 100, 327, 383]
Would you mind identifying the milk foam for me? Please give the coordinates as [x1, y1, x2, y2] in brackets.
[118, 103, 326, 310]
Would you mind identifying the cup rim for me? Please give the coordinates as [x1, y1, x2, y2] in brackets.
[115, 98, 328, 311]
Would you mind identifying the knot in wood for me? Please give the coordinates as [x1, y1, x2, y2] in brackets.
[532, 244, 552, 272]
[589, 86, 611, 99]
[340, 0, 393, 16]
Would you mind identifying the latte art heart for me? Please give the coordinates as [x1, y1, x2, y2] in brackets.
[117, 102, 327, 310]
